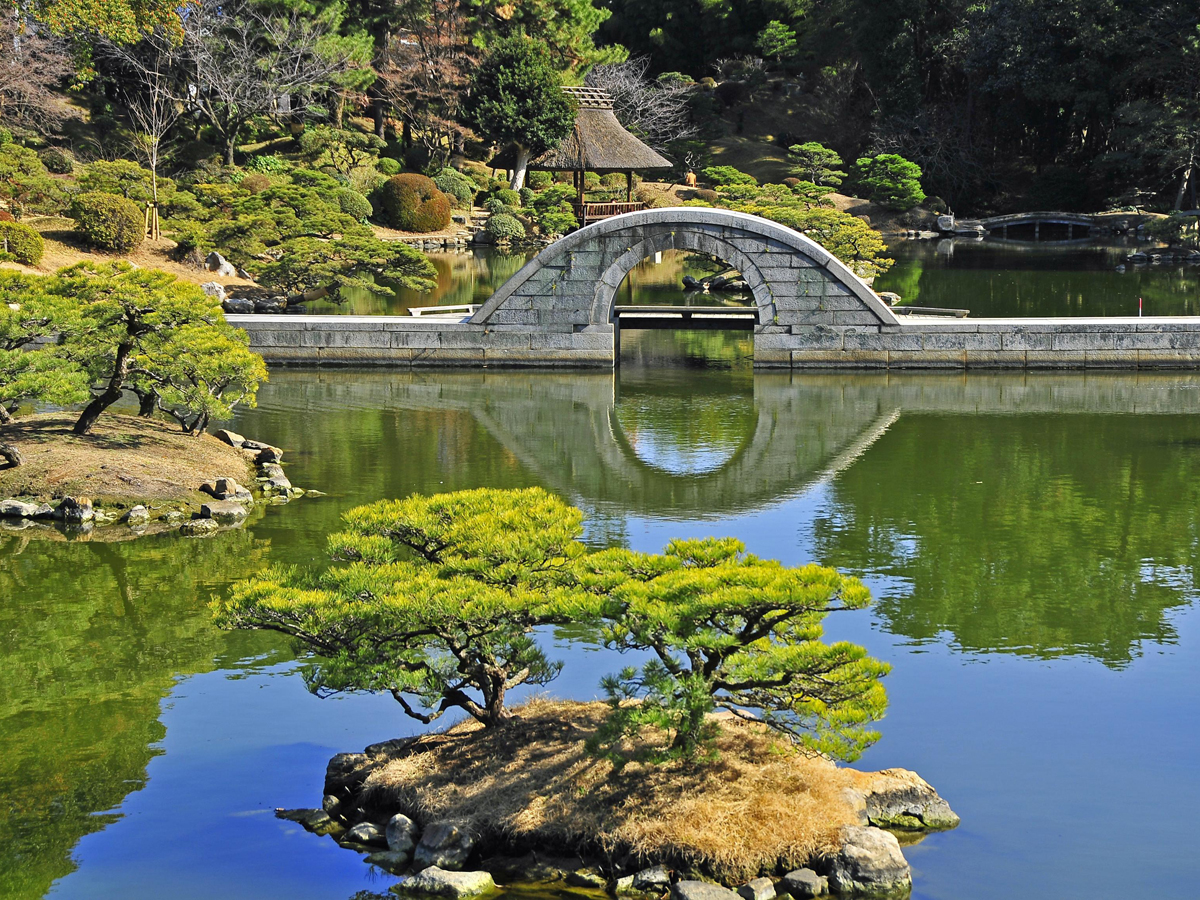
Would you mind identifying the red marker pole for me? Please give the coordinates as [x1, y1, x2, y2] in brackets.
[1139, 296, 1143, 317]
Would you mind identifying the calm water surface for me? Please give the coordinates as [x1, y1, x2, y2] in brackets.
[3, 358, 1200, 900]
[320, 239, 1200, 319]
[875, 239, 1200, 317]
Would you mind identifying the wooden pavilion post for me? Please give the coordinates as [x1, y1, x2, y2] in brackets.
[626, 170, 633, 202]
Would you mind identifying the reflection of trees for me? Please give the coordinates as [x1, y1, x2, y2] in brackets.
[812, 413, 1200, 667]
[0, 531, 272, 900]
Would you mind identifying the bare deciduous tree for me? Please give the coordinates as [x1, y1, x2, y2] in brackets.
[376, 0, 476, 168]
[100, 30, 185, 238]
[0, 11, 74, 131]
[182, 0, 365, 165]
[585, 56, 697, 151]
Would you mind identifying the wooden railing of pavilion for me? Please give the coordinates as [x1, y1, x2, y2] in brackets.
[573, 201, 646, 225]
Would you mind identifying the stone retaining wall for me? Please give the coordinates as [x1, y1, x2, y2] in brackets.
[761, 318, 1200, 368]
[230, 315, 1200, 369]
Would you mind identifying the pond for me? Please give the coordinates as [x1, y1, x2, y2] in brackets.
[3, 363, 1200, 900]
[315, 239, 1200, 319]
[874, 238, 1200, 317]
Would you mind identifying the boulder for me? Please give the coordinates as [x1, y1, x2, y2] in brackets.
[682, 275, 701, 290]
[398, 866, 496, 898]
[671, 883, 741, 900]
[324, 751, 372, 797]
[56, 496, 93, 523]
[222, 298, 255, 314]
[387, 813, 419, 853]
[202, 477, 253, 503]
[179, 518, 219, 536]
[367, 850, 412, 874]
[737, 878, 775, 900]
[566, 870, 606, 889]
[877, 292, 901, 307]
[200, 281, 227, 302]
[936, 215, 956, 232]
[413, 822, 475, 871]
[827, 826, 911, 897]
[206, 251, 237, 277]
[344, 821, 387, 847]
[242, 438, 278, 452]
[779, 869, 826, 898]
[125, 505, 150, 526]
[254, 297, 286, 313]
[255, 445, 284, 464]
[236, 267, 255, 281]
[849, 768, 960, 830]
[276, 807, 341, 836]
[0, 498, 53, 518]
[633, 865, 672, 892]
[200, 500, 248, 523]
[215, 429, 245, 448]
[322, 794, 342, 817]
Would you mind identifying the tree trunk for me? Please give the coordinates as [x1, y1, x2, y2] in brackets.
[372, 91, 387, 138]
[136, 389, 158, 417]
[509, 146, 531, 191]
[74, 341, 133, 435]
[224, 137, 236, 167]
[0, 404, 12, 425]
[1175, 142, 1196, 211]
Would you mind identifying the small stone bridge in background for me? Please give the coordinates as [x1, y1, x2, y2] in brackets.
[964, 211, 1148, 241]
[231, 207, 1200, 369]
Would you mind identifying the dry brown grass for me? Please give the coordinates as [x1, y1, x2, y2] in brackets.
[0, 412, 254, 506]
[0, 217, 259, 291]
[361, 699, 859, 882]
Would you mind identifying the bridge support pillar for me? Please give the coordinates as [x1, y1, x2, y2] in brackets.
[1035, 222, 1040, 241]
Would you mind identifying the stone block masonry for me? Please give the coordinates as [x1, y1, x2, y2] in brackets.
[227, 209, 1200, 370]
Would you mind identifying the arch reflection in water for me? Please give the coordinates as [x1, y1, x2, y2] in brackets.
[251, 368, 1200, 670]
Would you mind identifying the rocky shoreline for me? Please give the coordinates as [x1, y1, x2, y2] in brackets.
[0, 421, 319, 540]
[278, 702, 958, 899]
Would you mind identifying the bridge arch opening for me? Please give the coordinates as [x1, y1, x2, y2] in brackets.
[612, 247, 757, 367]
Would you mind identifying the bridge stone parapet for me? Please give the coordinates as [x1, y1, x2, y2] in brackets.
[227, 208, 1200, 370]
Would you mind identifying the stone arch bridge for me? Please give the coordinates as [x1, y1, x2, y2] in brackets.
[233, 207, 1200, 369]
[469, 207, 898, 351]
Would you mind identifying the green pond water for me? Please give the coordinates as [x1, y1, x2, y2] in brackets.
[3, 352, 1200, 900]
[314, 239, 1200, 319]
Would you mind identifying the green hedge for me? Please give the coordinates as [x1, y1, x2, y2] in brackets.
[336, 188, 373, 221]
[379, 174, 452, 232]
[376, 157, 402, 176]
[70, 192, 145, 253]
[0, 221, 44, 264]
[485, 212, 525, 241]
[39, 147, 75, 174]
[433, 167, 476, 207]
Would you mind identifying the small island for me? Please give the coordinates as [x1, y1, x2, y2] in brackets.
[220, 487, 958, 898]
[282, 699, 958, 899]
[0, 262, 307, 538]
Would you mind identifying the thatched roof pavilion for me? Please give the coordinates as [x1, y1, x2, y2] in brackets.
[489, 86, 673, 225]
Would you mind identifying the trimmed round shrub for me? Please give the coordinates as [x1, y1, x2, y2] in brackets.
[70, 191, 145, 253]
[377, 157, 402, 176]
[485, 212, 525, 241]
[493, 187, 520, 207]
[0, 221, 44, 264]
[694, 189, 719, 202]
[39, 147, 75, 174]
[433, 167, 476, 207]
[600, 172, 625, 188]
[0, 210, 13, 222]
[244, 154, 288, 175]
[336, 188, 373, 221]
[241, 172, 271, 194]
[519, 186, 535, 206]
[583, 172, 601, 191]
[527, 170, 552, 190]
[485, 197, 516, 216]
[783, 177, 801, 188]
[380, 173, 452, 232]
[702, 165, 757, 187]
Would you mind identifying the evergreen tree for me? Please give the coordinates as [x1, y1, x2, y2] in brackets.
[464, 37, 576, 190]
